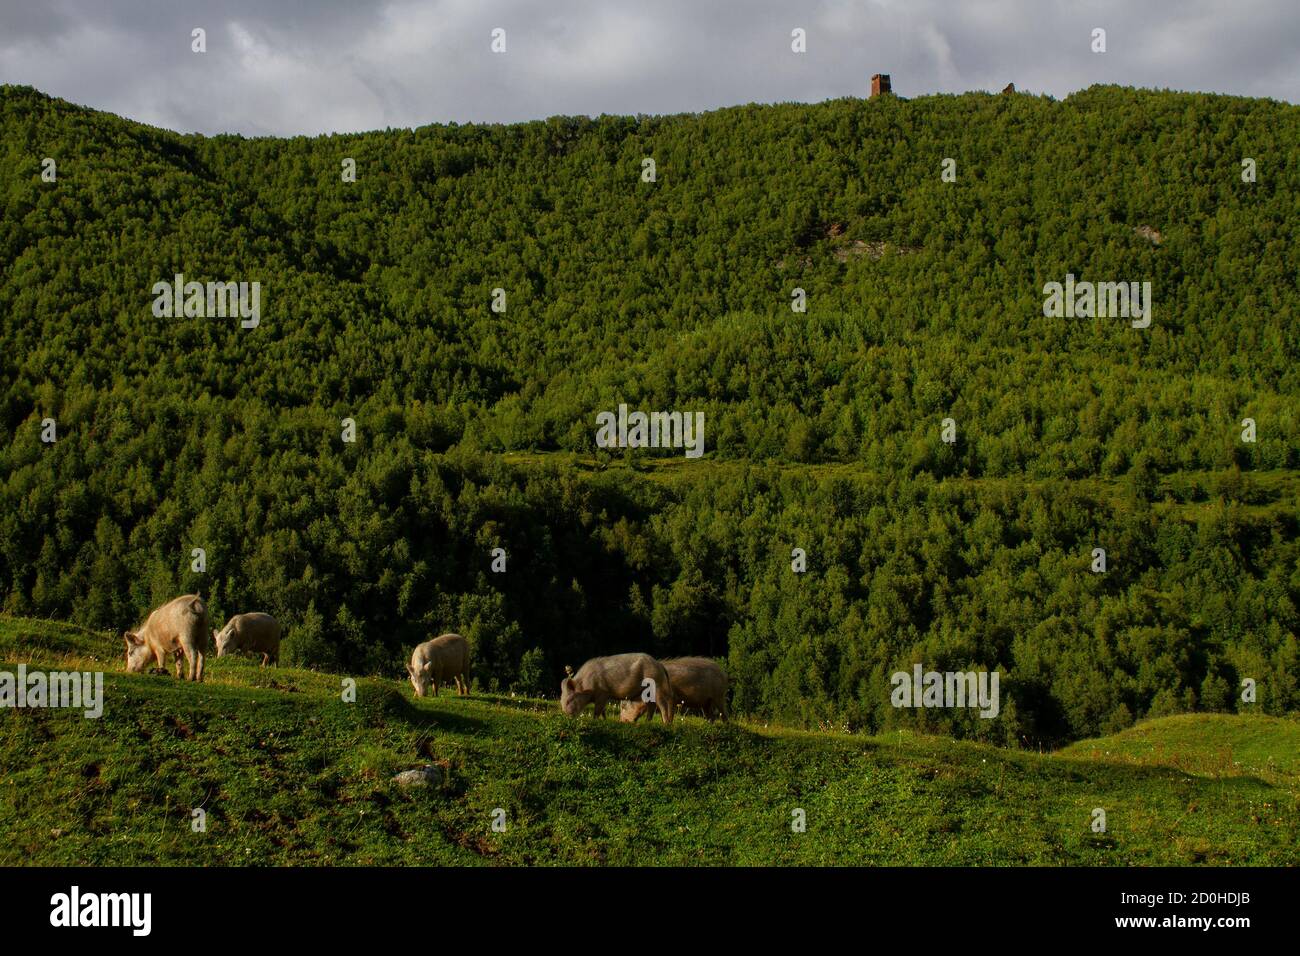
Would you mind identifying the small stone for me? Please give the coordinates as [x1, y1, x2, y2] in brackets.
[393, 765, 443, 788]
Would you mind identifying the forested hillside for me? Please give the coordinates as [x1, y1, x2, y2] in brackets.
[1, 84, 1296, 745]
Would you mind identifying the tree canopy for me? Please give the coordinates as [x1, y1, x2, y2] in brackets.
[1, 83, 1296, 745]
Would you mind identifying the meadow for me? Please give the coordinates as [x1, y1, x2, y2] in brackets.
[2, 616, 1295, 866]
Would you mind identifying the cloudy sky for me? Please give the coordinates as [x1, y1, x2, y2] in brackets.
[1, 0, 1296, 136]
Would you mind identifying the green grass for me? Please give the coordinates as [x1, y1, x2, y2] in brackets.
[1, 616, 1296, 865]
[1059, 714, 1300, 787]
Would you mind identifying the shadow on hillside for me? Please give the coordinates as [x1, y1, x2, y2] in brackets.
[472, 694, 555, 716]
[559, 714, 765, 760]
[401, 705, 488, 735]
[386, 691, 495, 735]
[0, 620, 113, 660]
[1054, 752, 1286, 791]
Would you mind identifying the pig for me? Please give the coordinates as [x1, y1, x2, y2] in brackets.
[124, 594, 209, 681]
[620, 657, 729, 723]
[561, 653, 674, 724]
[213, 612, 282, 666]
[407, 633, 470, 697]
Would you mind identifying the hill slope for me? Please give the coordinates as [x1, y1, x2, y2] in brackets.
[2, 618, 1296, 865]
[0, 85, 1297, 743]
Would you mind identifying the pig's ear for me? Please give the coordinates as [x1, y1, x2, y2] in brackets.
[123, 630, 141, 646]
[561, 678, 575, 693]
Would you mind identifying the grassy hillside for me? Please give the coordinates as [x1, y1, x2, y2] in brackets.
[1060, 712, 1300, 786]
[2, 617, 1295, 865]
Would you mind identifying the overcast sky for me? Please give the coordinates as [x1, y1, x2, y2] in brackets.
[1, 0, 1296, 136]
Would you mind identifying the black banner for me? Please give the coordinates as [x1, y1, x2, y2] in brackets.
[6, 866, 1287, 943]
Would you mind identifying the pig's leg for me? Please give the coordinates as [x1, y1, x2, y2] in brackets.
[593, 696, 607, 718]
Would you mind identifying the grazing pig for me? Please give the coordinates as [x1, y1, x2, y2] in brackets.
[561, 653, 674, 724]
[620, 657, 729, 723]
[407, 633, 470, 697]
[213, 612, 282, 666]
[124, 594, 209, 681]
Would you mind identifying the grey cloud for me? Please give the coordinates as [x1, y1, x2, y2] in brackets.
[0, 0, 1294, 136]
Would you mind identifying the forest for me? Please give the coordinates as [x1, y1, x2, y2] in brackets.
[0, 83, 1296, 746]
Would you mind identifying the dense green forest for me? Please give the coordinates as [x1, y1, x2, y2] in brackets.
[1, 83, 1296, 746]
